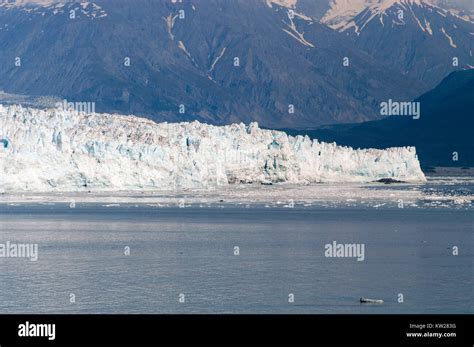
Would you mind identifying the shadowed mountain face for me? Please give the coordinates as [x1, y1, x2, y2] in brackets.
[284, 69, 474, 167]
[0, 0, 471, 128]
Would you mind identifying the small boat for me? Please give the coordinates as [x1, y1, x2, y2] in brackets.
[360, 297, 384, 304]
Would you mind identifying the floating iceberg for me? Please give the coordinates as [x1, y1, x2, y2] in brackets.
[0, 104, 426, 191]
[360, 297, 384, 304]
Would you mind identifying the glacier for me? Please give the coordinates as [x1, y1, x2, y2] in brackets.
[0, 104, 425, 192]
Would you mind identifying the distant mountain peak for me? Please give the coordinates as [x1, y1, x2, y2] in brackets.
[322, 0, 472, 34]
[322, 0, 426, 32]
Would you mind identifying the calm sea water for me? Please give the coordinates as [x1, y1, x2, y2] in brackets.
[0, 201, 472, 314]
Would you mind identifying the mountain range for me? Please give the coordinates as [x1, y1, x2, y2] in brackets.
[0, 0, 472, 128]
[320, 0, 474, 86]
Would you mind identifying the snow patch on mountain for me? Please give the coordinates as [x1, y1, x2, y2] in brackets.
[0, 0, 107, 18]
[210, 47, 227, 72]
[0, 105, 426, 192]
[441, 26, 457, 46]
[1, 0, 60, 6]
[282, 14, 315, 47]
[164, 13, 178, 40]
[265, 0, 315, 47]
[322, 0, 373, 31]
[266, 0, 298, 9]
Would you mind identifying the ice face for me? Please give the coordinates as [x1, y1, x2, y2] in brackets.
[0, 104, 426, 192]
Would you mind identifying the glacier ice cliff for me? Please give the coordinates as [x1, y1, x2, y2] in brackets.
[0, 105, 426, 191]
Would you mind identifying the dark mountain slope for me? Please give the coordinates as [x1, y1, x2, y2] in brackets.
[284, 69, 474, 167]
[0, 0, 424, 127]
